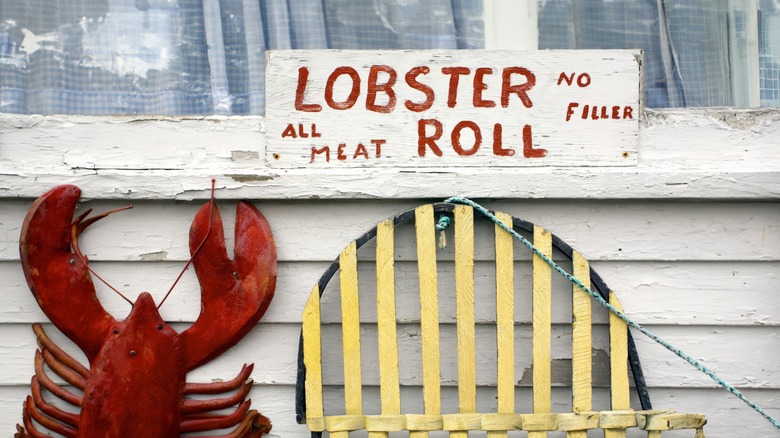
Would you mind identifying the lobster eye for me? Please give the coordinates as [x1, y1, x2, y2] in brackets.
[113, 328, 119, 334]
[157, 324, 163, 330]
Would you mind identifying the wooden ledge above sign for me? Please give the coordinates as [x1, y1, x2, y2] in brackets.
[266, 50, 641, 168]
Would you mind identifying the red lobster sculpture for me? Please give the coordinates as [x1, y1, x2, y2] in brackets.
[16, 184, 277, 437]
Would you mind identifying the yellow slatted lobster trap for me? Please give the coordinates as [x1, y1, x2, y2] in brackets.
[295, 202, 706, 437]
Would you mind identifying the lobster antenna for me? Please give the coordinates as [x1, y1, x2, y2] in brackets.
[71, 206, 135, 306]
[158, 179, 216, 310]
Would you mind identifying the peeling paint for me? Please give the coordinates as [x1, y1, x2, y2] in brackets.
[517, 348, 611, 387]
[706, 109, 780, 131]
[230, 151, 260, 162]
[225, 174, 276, 183]
[140, 250, 168, 261]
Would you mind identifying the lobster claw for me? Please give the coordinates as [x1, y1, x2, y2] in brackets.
[19, 185, 116, 363]
[179, 200, 277, 371]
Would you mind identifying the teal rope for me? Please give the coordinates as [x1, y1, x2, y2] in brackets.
[435, 215, 451, 230]
[443, 196, 780, 430]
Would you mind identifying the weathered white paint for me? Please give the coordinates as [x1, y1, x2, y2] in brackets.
[484, 0, 538, 50]
[1, 261, 776, 326]
[2, 109, 780, 199]
[0, 111, 778, 436]
[2, 200, 778, 262]
[265, 50, 640, 168]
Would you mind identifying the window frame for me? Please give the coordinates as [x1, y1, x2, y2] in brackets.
[486, 0, 763, 107]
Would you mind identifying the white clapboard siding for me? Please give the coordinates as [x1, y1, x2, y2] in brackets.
[0, 385, 777, 437]
[0, 261, 780, 326]
[1, 261, 777, 326]
[1, 199, 779, 262]
[1, 322, 777, 389]
[0, 111, 778, 437]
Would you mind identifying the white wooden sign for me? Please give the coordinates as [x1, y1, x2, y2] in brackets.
[266, 50, 640, 168]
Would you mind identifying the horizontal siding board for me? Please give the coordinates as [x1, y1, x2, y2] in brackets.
[0, 385, 777, 437]
[2, 200, 779, 262]
[1, 323, 777, 389]
[2, 261, 777, 326]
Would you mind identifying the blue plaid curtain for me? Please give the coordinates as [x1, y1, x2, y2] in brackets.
[0, 0, 484, 115]
[539, 0, 780, 108]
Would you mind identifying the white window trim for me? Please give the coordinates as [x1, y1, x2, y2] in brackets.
[484, 0, 538, 50]
[1, 109, 779, 201]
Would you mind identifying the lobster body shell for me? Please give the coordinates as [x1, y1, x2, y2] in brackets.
[16, 185, 276, 437]
[80, 293, 182, 437]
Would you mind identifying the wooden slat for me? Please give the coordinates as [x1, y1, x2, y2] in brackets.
[453, 205, 476, 438]
[372, 219, 400, 438]
[303, 285, 323, 430]
[606, 292, 630, 438]
[530, 226, 552, 438]
[413, 205, 441, 438]
[340, 241, 363, 418]
[569, 251, 592, 438]
[489, 212, 515, 438]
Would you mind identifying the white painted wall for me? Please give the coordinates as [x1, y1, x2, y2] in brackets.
[0, 110, 779, 436]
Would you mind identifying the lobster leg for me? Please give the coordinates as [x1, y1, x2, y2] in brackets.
[20, 411, 50, 438]
[181, 379, 253, 414]
[197, 410, 272, 438]
[24, 396, 77, 437]
[185, 363, 254, 394]
[40, 350, 86, 390]
[20, 185, 116, 362]
[30, 377, 80, 427]
[181, 400, 252, 432]
[34, 352, 82, 407]
[33, 324, 89, 378]
[180, 201, 277, 371]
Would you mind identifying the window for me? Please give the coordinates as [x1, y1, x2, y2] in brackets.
[1, 0, 778, 115]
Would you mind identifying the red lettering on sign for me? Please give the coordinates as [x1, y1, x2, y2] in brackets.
[557, 72, 575, 86]
[492, 123, 515, 156]
[310, 146, 330, 162]
[473, 68, 495, 108]
[353, 143, 369, 159]
[404, 66, 434, 112]
[366, 65, 397, 113]
[371, 139, 385, 158]
[295, 67, 322, 112]
[337, 143, 348, 160]
[566, 102, 579, 122]
[522, 125, 546, 158]
[451, 120, 481, 156]
[441, 67, 470, 108]
[282, 124, 297, 138]
[325, 67, 361, 110]
[418, 119, 444, 157]
[570, 104, 633, 121]
[558, 72, 591, 87]
[501, 67, 535, 108]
